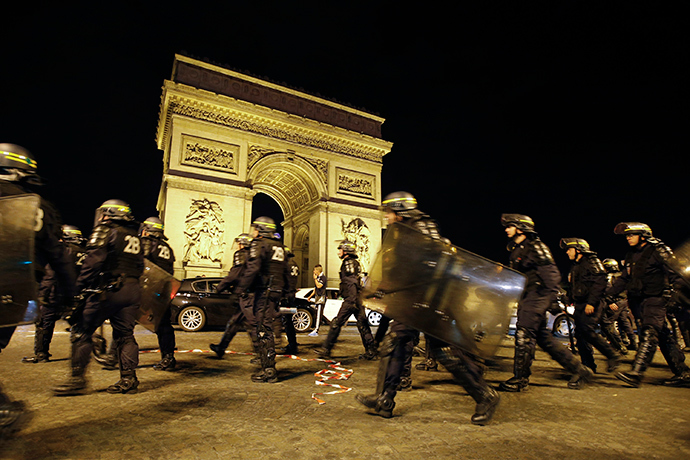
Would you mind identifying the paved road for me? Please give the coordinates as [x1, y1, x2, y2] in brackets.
[1, 322, 689, 459]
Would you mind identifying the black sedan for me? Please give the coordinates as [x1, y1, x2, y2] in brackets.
[170, 277, 318, 333]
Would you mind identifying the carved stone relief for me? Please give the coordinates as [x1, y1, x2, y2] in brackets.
[336, 167, 375, 199]
[341, 217, 371, 271]
[180, 135, 239, 174]
[182, 198, 226, 266]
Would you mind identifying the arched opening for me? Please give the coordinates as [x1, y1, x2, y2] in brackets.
[251, 192, 285, 240]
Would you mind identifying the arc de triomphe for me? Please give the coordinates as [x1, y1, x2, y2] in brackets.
[155, 55, 393, 288]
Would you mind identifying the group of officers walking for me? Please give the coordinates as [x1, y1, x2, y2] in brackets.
[2, 142, 690, 434]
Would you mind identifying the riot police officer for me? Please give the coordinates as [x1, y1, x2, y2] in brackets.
[357, 192, 500, 425]
[600, 258, 637, 354]
[1, 143, 76, 429]
[314, 240, 377, 360]
[278, 248, 299, 355]
[141, 217, 177, 371]
[53, 199, 144, 395]
[22, 225, 86, 364]
[560, 238, 623, 378]
[607, 222, 690, 387]
[236, 217, 289, 383]
[210, 234, 259, 358]
[499, 214, 593, 391]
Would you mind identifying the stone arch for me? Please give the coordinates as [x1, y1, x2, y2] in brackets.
[246, 151, 327, 220]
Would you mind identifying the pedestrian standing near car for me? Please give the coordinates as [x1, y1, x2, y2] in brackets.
[560, 238, 623, 379]
[307, 265, 326, 337]
[499, 214, 593, 392]
[314, 240, 377, 360]
[607, 222, 690, 388]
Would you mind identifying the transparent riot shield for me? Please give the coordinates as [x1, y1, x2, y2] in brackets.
[362, 222, 526, 358]
[0, 194, 41, 327]
[138, 259, 181, 332]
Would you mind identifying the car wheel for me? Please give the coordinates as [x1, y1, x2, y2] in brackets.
[178, 306, 206, 332]
[292, 308, 313, 333]
[367, 310, 382, 327]
[552, 314, 574, 338]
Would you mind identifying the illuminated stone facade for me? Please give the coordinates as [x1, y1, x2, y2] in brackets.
[155, 55, 393, 287]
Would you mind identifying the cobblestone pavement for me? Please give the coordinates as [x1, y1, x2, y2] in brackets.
[1, 322, 689, 459]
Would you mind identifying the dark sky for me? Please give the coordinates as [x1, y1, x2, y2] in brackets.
[2, 2, 687, 269]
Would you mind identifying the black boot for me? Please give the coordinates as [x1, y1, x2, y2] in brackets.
[210, 343, 226, 359]
[0, 385, 26, 431]
[471, 387, 500, 426]
[499, 328, 532, 392]
[153, 353, 176, 371]
[107, 371, 139, 394]
[616, 327, 657, 388]
[21, 352, 50, 364]
[355, 389, 395, 418]
[53, 367, 87, 396]
[567, 364, 594, 389]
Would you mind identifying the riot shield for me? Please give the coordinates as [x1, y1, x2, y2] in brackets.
[0, 194, 41, 327]
[138, 259, 181, 332]
[362, 222, 526, 358]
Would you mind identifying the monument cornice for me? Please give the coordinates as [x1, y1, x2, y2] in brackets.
[157, 84, 391, 164]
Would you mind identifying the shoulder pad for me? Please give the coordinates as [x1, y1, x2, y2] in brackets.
[585, 254, 606, 274]
[529, 239, 555, 265]
[86, 224, 111, 249]
[648, 238, 674, 262]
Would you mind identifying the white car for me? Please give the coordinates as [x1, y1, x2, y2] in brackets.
[294, 287, 381, 333]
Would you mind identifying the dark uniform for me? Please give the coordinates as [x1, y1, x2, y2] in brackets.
[499, 215, 592, 392]
[53, 200, 144, 395]
[22, 226, 86, 363]
[357, 192, 500, 425]
[1, 144, 77, 430]
[141, 217, 177, 371]
[608, 222, 690, 387]
[315, 241, 377, 359]
[560, 238, 623, 375]
[236, 217, 289, 383]
[279, 252, 299, 355]
[210, 235, 258, 358]
[600, 258, 637, 354]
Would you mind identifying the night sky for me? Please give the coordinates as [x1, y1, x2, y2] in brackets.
[2, 2, 687, 270]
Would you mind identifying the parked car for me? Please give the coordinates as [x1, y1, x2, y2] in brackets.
[508, 301, 576, 338]
[170, 277, 234, 332]
[294, 287, 380, 333]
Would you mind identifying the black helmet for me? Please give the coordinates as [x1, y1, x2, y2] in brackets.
[559, 238, 592, 253]
[0, 143, 41, 185]
[338, 239, 357, 255]
[141, 216, 166, 238]
[602, 258, 620, 273]
[285, 246, 295, 258]
[235, 233, 252, 247]
[501, 214, 536, 233]
[62, 225, 84, 244]
[96, 199, 134, 222]
[252, 216, 277, 237]
[613, 222, 652, 238]
[381, 191, 418, 217]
